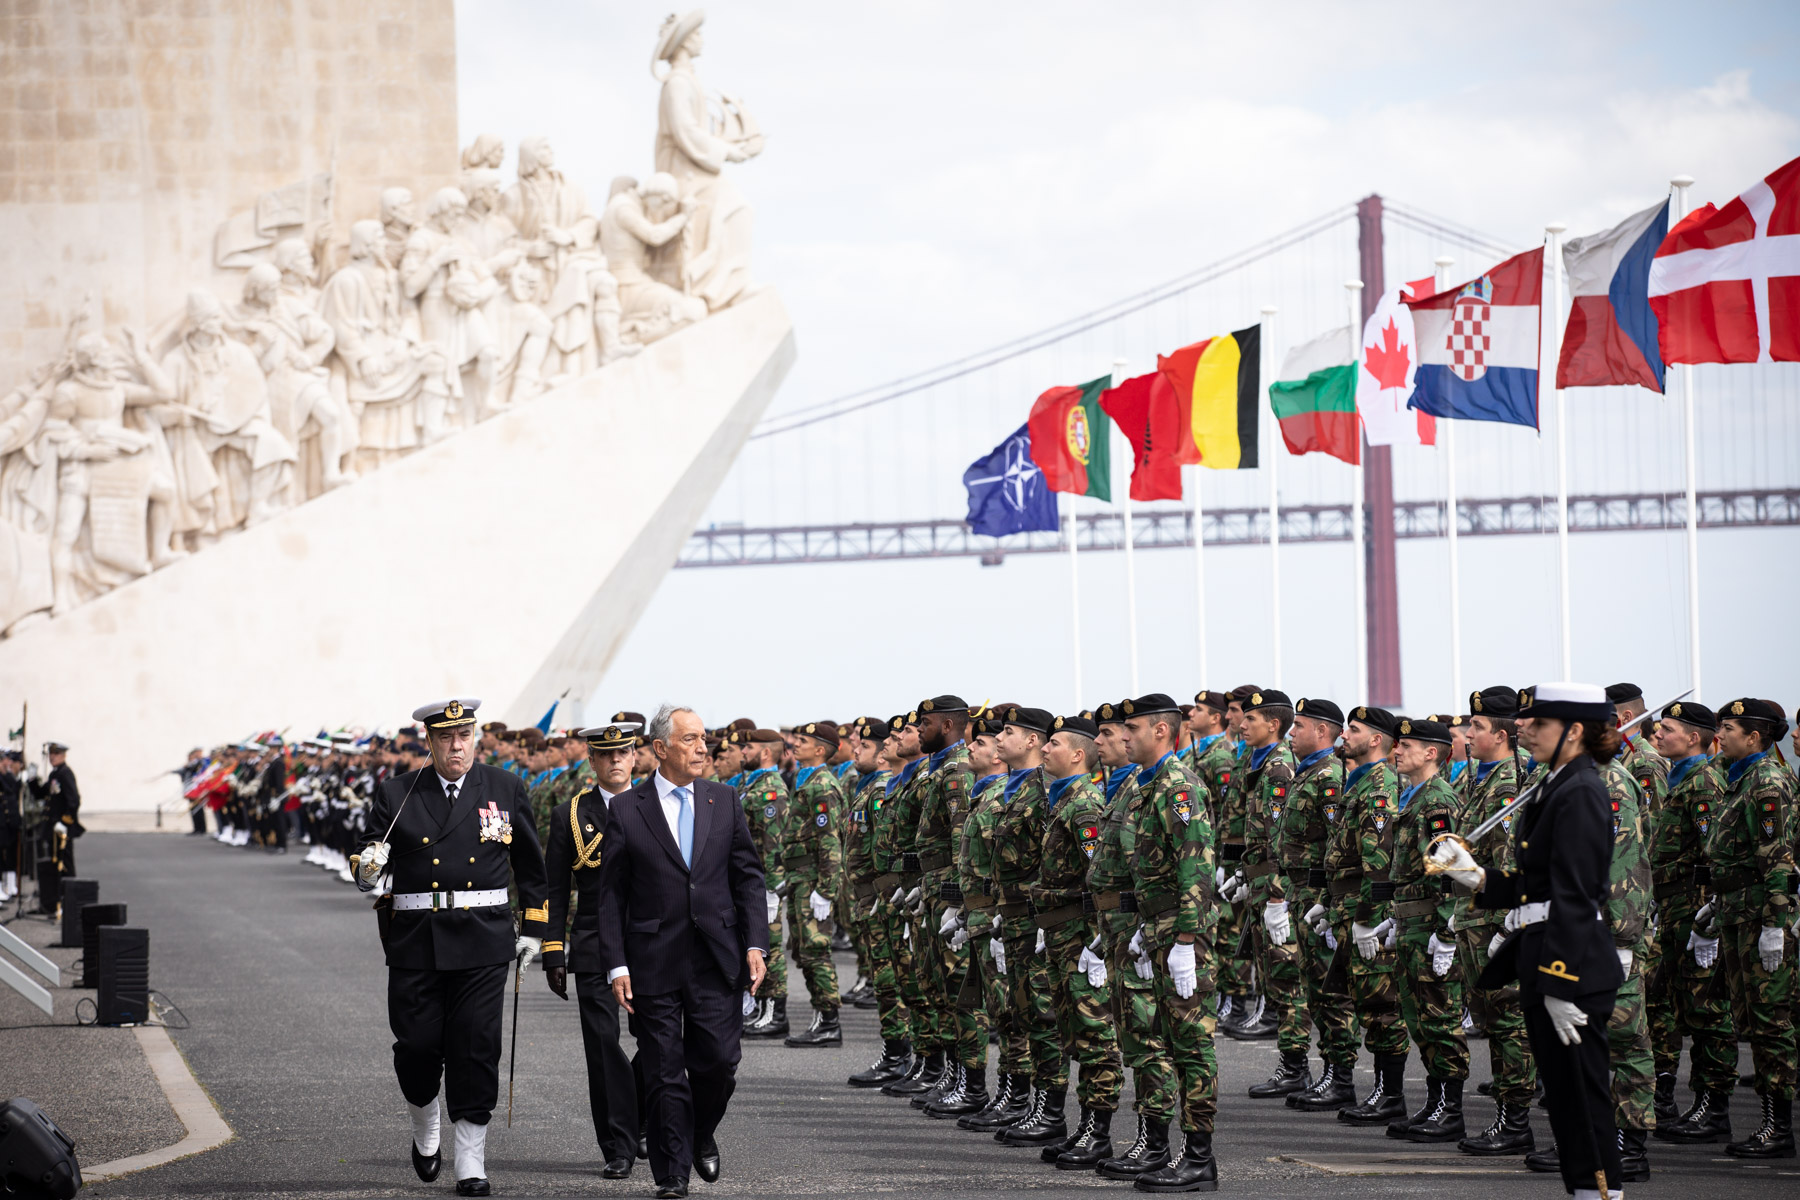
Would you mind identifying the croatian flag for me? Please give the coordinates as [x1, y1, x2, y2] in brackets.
[1405, 247, 1545, 428]
[1557, 200, 1668, 392]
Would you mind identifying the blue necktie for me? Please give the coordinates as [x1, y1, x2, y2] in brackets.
[675, 786, 693, 867]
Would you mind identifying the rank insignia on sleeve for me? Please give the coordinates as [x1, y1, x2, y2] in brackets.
[1173, 792, 1192, 824]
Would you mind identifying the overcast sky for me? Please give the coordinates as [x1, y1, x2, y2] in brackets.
[456, 1, 1800, 728]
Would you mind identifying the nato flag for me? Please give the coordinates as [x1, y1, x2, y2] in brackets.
[964, 422, 1060, 537]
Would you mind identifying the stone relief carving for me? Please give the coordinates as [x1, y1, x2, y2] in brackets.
[0, 10, 762, 636]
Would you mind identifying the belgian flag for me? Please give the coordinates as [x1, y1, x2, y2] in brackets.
[1156, 324, 1261, 470]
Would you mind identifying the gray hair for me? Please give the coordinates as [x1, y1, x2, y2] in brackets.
[647, 703, 698, 746]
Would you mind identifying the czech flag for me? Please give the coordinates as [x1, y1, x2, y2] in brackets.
[1407, 247, 1544, 428]
[1557, 200, 1668, 392]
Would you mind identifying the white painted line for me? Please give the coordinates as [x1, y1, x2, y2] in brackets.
[81, 1026, 233, 1181]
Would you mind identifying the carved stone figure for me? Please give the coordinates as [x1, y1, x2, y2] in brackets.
[603, 173, 706, 344]
[236, 263, 352, 495]
[461, 132, 505, 171]
[404, 188, 501, 428]
[488, 259, 554, 406]
[271, 237, 324, 309]
[653, 11, 762, 311]
[503, 137, 609, 376]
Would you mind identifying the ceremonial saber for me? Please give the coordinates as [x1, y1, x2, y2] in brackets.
[506, 955, 522, 1126]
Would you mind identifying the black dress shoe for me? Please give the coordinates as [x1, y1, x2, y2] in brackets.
[694, 1133, 722, 1182]
[411, 1141, 441, 1183]
[654, 1180, 689, 1199]
[602, 1156, 633, 1179]
[455, 1178, 491, 1197]
[638, 1130, 650, 1159]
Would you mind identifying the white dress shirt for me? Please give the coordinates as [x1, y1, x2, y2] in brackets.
[609, 771, 695, 984]
[437, 770, 469, 799]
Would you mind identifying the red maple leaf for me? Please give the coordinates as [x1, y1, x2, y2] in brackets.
[1364, 318, 1412, 391]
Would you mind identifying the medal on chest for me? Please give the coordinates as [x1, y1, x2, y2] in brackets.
[478, 800, 514, 844]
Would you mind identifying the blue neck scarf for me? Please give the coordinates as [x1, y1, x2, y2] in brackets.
[1727, 750, 1767, 786]
[929, 739, 965, 772]
[1193, 733, 1224, 756]
[973, 772, 1004, 795]
[1249, 742, 1277, 770]
[1002, 767, 1037, 801]
[1105, 764, 1139, 802]
[1474, 758, 1502, 783]
[1666, 754, 1706, 792]
[857, 769, 887, 796]
[1449, 759, 1467, 782]
[1398, 781, 1425, 811]
[1144, 750, 1177, 783]
[834, 760, 855, 779]
[746, 765, 778, 785]
[1346, 761, 1376, 791]
[1296, 747, 1335, 773]
[795, 764, 822, 788]
[1047, 773, 1082, 812]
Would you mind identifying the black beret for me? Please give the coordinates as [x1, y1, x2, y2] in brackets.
[1094, 700, 1132, 726]
[1469, 686, 1519, 719]
[1121, 693, 1181, 718]
[1605, 683, 1644, 705]
[1349, 705, 1401, 738]
[1051, 712, 1099, 739]
[1424, 713, 1468, 728]
[889, 711, 918, 730]
[918, 695, 969, 715]
[746, 728, 785, 744]
[796, 720, 840, 751]
[1722, 697, 1785, 726]
[1396, 716, 1453, 746]
[1660, 700, 1717, 732]
[1193, 689, 1229, 713]
[1294, 697, 1344, 725]
[855, 716, 892, 740]
[1002, 706, 1055, 736]
[1244, 688, 1294, 713]
[969, 715, 1005, 738]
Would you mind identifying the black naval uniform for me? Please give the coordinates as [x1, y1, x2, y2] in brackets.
[32, 761, 81, 874]
[368, 762, 550, 1125]
[1, 766, 21, 877]
[543, 785, 642, 1163]
[1474, 754, 1625, 1194]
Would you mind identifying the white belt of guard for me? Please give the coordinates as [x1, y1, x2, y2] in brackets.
[392, 888, 510, 912]
[1512, 901, 1551, 927]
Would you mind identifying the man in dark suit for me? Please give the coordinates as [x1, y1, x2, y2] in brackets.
[599, 704, 767, 1199]
[31, 742, 81, 875]
[356, 697, 550, 1198]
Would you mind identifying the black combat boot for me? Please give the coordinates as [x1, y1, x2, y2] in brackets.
[1657, 1088, 1733, 1143]
[1099, 1114, 1172, 1179]
[1338, 1052, 1407, 1126]
[1287, 1060, 1332, 1109]
[1055, 1108, 1115, 1169]
[1406, 1077, 1465, 1142]
[1523, 1140, 1559, 1173]
[1387, 1076, 1440, 1139]
[1214, 994, 1242, 1035]
[740, 997, 768, 1035]
[1654, 1072, 1678, 1123]
[1001, 1088, 1068, 1145]
[930, 1064, 989, 1118]
[848, 1039, 912, 1088]
[1618, 1126, 1651, 1180]
[1225, 996, 1278, 1041]
[994, 1086, 1047, 1142]
[879, 1049, 931, 1097]
[1292, 1062, 1358, 1111]
[1457, 1099, 1534, 1155]
[1133, 1129, 1217, 1193]
[1039, 1113, 1080, 1164]
[784, 1006, 841, 1047]
[912, 1060, 960, 1109]
[1249, 1049, 1312, 1098]
[1725, 1095, 1796, 1159]
[959, 1073, 1020, 1130]
[884, 1049, 943, 1096]
[753, 997, 790, 1039]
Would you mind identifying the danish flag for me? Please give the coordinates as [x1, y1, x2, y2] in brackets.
[1648, 154, 1800, 364]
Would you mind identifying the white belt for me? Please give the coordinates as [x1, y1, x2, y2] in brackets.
[1512, 901, 1550, 927]
[392, 888, 509, 912]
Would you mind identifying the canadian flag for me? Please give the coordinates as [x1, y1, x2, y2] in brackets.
[1648, 154, 1800, 364]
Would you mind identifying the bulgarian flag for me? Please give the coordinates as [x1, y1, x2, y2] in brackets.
[1027, 376, 1112, 501]
[1269, 327, 1360, 465]
[1157, 325, 1261, 470]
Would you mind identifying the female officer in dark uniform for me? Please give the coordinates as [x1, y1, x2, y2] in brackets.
[1432, 683, 1626, 1200]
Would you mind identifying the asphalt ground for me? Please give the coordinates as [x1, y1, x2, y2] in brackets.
[15, 831, 1799, 1199]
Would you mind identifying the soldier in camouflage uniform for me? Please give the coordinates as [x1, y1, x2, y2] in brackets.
[1121, 692, 1220, 1193]
[988, 707, 1068, 1147]
[846, 718, 914, 1087]
[1184, 691, 1235, 834]
[1088, 702, 1175, 1178]
[1649, 701, 1738, 1144]
[738, 729, 791, 1038]
[1453, 686, 1539, 1156]
[1031, 712, 1122, 1167]
[781, 721, 846, 1046]
[1214, 685, 1262, 1033]
[1326, 706, 1412, 1124]
[875, 713, 940, 1097]
[1589, 747, 1656, 1177]
[1705, 699, 1797, 1158]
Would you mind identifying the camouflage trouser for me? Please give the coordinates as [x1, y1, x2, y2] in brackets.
[864, 893, 913, 1043]
[1643, 912, 1677, 1078]
[785, 878, 840, 1010]
[1105, 920, 1176, 1118]
[760, 892, 788, 1000]
[975, 919, 1029, 1073]
[1002, 923, 1063, 1088]
[1144, 915, 1219, 1133]
[1657, 900, 1737, 1093]
[918, 876, 983, 1065]
[1341, 914, 1409, 1055]
[950, 929, 994, 1070]
[901, 897, 943, 1052]
[1295, 886, 1356, 1068]
[1257, 886, 1309, 1055]
[1396, 913, 1468, 1080]
[1046, 923, 1122, 1111]
[1609, 965, 1655, 1131]
[1217, 892, 1256, 998]
[843, 879, 870, 985]
[1459, 923, 1537, 1104]
[1722, 919, 1796, 1100]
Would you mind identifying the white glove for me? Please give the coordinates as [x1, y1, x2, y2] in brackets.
[869, 896, 881, 918]
[1427, 933, 1456, 978]
[1447, 913, 1457, 934]
[1543, 995, 1588, 1046]
[1760, 925, 1788, 972]
[949, 927, 970, 951]
[1078, 946, 1108, 987]
[1034, 928, 1047, 955]
[515, 935, 541, 967]
[1352, 918, 1393, 962]
[1167, 940, 1198, 998]
[1322, 926, 1338, 951]
[990, 936, 1007, 974]
[355, 840, 390, 886]
[902, 923, 910, 943]
[1384, 922, 1396, 949]
[1304, 903, 1328, 935]
[741, 990, 757, 1017]
[1689, 929, 1719, 969]
[1617, 946, 1634, 975]
[1214, 866, 1227, 890]
[903, 886, 921, 906]
[1222, 870, 1248, 903]
[1489, 930, 1506, 957]
[1429, 837, 1484, 888]
[809, 889, 832, 922]
[1264, 899, 1292, 945]
[939, 905, 962, 935]
[1128, 925, 1145, 958]
[765, 889, 780, 923]
[1693, 900, 1716, 935]
[1504, 906, 1522, 933]
[1133, 952, 1154, 980]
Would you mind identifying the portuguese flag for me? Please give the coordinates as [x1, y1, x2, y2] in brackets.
[1157, 325, 1261, 470]
[1269, 327, 1360, 465]
[1027, 376, 1112, 501]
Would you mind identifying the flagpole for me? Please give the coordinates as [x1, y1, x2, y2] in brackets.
[1114, 356, 1140, 696]
[1346, 281, 1368, 703]
[1435, 255, 1461, 711]
[1671, 173, 1702, 700]
[1190, 464, 1208, 687]
[1261, 305, 1281, 690]
[1545, 221, 1573, 679]
[1067, 498, 1083, 708]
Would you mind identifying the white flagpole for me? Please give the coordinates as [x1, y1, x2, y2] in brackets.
[1114, 357, 1140, 696]
[1067, 498, 1083, 709]
[1190, 464, 1208, 686]
[1545, 222, 1573, 679]
[1261, 305, 1281, 690]
[1435, 255, 1461, 711]
[1671, 174, 1702, 700]
[1346, 281, 1367, 703]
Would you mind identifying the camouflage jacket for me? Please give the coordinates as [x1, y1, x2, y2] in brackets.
[1126, 751, 1216, 943]
[1333, 760, 1400, 925]
[738, 766, 790, 893]
[1620, 734, 1670, 812]
[1708, 751, 1797, 928]
[1188, 733, 1237, 837]
[1217, 740, 1253, 856]
[1086, 765, 1143, 938]
[1237, 740, 1297, 903]
[1030, 772, 1108, 935]
[1278, 747, 1344, 887]
[872, 756, 928, 877]
[785, 764, 845, 896]
[956, 773, 1007, 933]
[1456, 755, 1521, 929]
[845, 768, 891, 889]
[912, 741, 975, 876]
[991, 767, 1049, 905]
[1391, 772, 1460, 932]
[1601, 761, 1652, 954]
[1653, 754, 1724, 912]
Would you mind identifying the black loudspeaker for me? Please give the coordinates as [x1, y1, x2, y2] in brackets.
[96, 927, 150, 1027]
[0, 1096, 82, 1199]
[34, 857, 57, 914]
[78, 903, 126, 989]
[56, 879, 97, 947]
